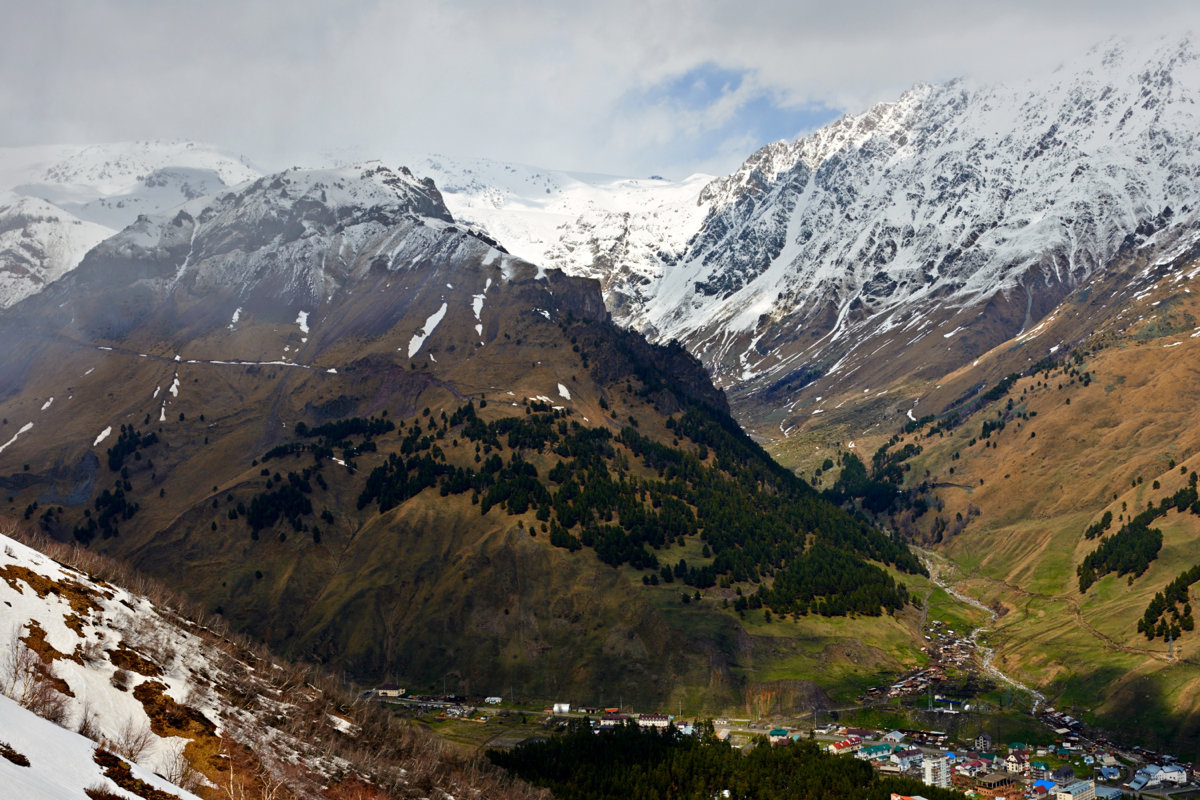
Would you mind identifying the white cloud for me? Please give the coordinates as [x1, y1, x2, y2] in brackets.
[4, 0, 1199, 177]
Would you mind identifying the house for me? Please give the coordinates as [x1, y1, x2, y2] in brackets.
[1052, 765, 1077, 783]
[858, 744, 895, 762]
[484, 696, 503, 705]
[1093, 788, 1124, 800]
[1160, 764, 1190, 785]
[1031, 780, 1057, 795]
[374, 684, 404, 698]
[890, 795, 931, 800]
[977, 772, 1017, 792]
[882, 730, 907, 744]
[892, 748, 924, 770]
[829, 736, 863, 756]
[637, 714, 671, 729]
[768, 728, 791, 744]
[1095, 767, 1121, 782]
[599, 713, 629, 728]
[1056, 779, 1096, 800]
[552, 703, 571, 715]
[844, 727, 876, 739]
[1030, 761, 1051, 781]
[975, 733, 994, 752]
[1126, 765, 1161, 791]
[1005, 751, 1029, 775]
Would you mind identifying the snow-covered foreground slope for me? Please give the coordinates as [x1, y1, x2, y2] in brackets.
[0, 141, 263, 307]
[0, 522, 539, 800]
[0, 693, 200, 800]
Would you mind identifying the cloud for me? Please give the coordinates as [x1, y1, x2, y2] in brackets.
[4, 0, 1199, 178]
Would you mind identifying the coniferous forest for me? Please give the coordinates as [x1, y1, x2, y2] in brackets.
[488, 724, 965, 800]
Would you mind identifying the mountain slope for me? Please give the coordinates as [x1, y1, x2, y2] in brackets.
[766, 240, 1200, 754]
[0, 163, 932, 712]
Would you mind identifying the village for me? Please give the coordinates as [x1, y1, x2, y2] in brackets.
[362, 619, 1193, 799]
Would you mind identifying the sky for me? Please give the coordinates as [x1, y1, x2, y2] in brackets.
[4, 0, 1200, 179]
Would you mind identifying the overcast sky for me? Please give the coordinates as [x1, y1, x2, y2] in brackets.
[4, 0, 1199, 178]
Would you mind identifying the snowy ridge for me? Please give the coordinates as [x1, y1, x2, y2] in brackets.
[0, 141, 264, 307]
[0, 196, 113, 308]
[86, 161, 506, 316]
[639, 37, 1200, 378]
[412, 154, 713, 302]
[410, 37, 1200, 429]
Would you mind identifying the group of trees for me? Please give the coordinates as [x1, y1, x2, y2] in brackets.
[1078, 484, 1199, 592]
[105, 425, 158, 472]
[487, 723, 964, 800]
[255, 399, 925, 619]
[1139, 564, 1200, 640]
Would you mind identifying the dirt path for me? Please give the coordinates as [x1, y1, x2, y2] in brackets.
[921, 552, 1047, 712]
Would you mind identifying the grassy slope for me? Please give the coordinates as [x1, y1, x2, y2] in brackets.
[769, 255, 1200, 752]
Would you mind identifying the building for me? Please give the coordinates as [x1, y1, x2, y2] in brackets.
[374, 684, 404, 698]
[923, 754, 951, 788]
[858, 744, 895, 762]
[892, 748, 924, 771]
[829, 736, 863, 756]
[890, 795, 931, 800]
[1052, 765, 1077, 783]
[975, 732, 994, 752]
[552, 703, 571, 715]
[598, 713, 629, 729]
[1056, 779, 1096, 800]
[637, 713, 671, 729]
[1160, 764, 1190, 784]
[768, 728, 791, 745]
[882, 730, 907, 744]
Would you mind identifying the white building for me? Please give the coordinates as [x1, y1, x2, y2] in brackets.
[923, 754, 951, 789]
[1056, 779, 1096, 800]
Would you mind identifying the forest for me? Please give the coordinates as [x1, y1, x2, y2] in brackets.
[488, 723, 964, 800]
[249, 400, 925, 618]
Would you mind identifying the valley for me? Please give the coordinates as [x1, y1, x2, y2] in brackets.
[4, 28, 1200, 798]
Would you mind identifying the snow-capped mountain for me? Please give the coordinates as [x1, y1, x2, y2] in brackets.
[0, 141, 263, 307]
[417, 37, 1200, 434]
[410, 155, 713, 318]
[0, 196, 112, 307]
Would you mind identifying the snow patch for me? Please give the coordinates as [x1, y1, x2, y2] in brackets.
[93, 426, 112, 447]
[40, 397, 53, 411]
[296, 310, 309, 334]
[0, 422, 33, 455]
[557, 383, 571, 401]
[407, 302, 448, 358]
